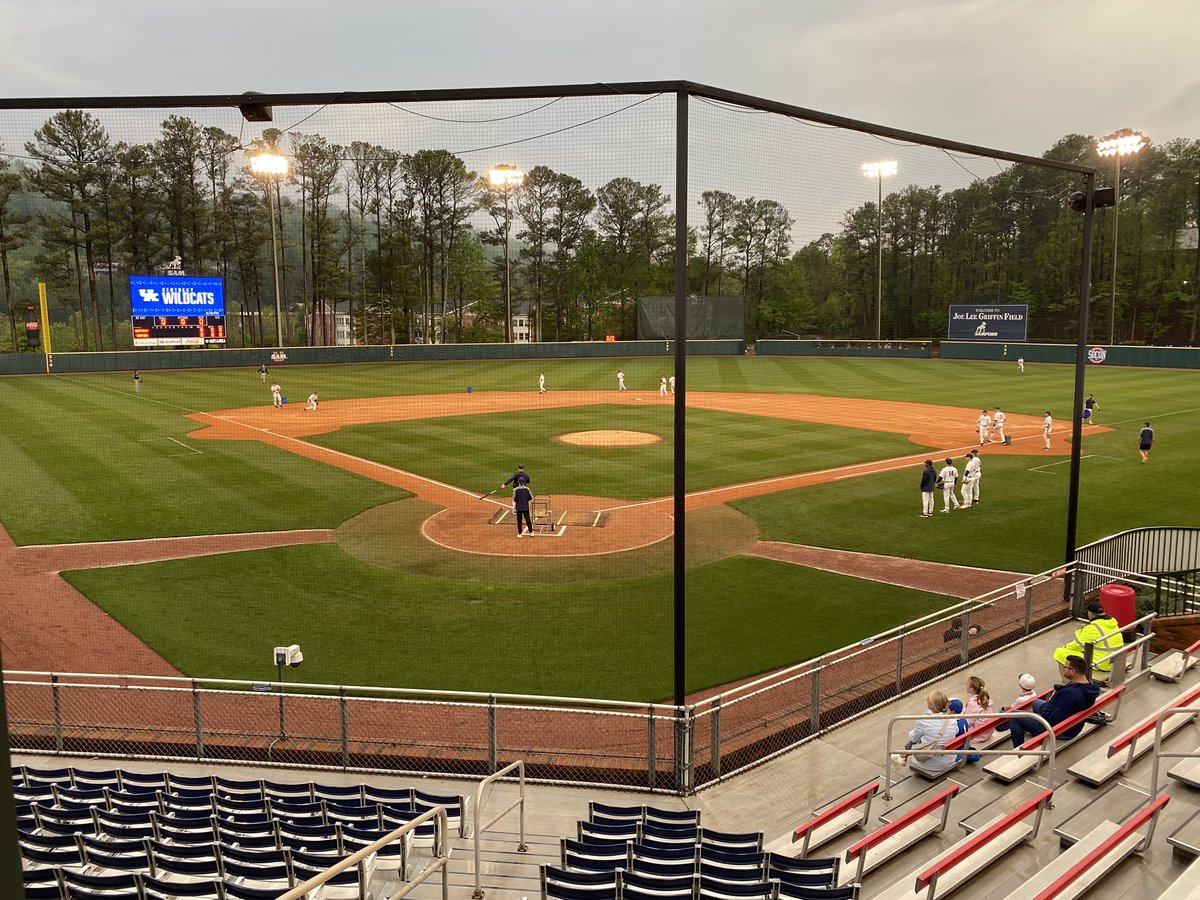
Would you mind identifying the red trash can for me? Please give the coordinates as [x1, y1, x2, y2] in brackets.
[1099, 583, 1136, 629]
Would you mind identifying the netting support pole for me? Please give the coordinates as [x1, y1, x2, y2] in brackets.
[1064, 172, 1097, 570]
[487, 695, 498, 775]
[894, 635, 904, 695]
[647, 705, 657, 790]
[192, 680, 204, 759]
[51, 674, 63, 752]
[810, 663, 822, 734]
[959, 609, 971, 666]
[339, 687, 350, 769]
[672, 88, 689, 710]
[711, 699, 721, 781]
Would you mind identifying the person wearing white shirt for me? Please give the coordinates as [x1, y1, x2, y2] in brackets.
[992, 407, 1007, 444]
[668, 375, 676, 395]
[659, 376, 669, 397]
[538, 372, 546, 394]
[306, 391, 318, 412]
[1042, 411, 1053, 449]
[617, 370, 626, 392]
[977, 410, 991, 445]
[1017, 357, 1024, 373]
[959, 454, 976, 507]
[938, 458, 961, 513]
[271, 383, 282, 408]
[966, 450, 982, 504]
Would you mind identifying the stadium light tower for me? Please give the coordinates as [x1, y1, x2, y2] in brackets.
[250, 151, 289, 347]
[862, 161, 898, 340]
[1097, 132, 1147, 344]
[489, 165, 524, 342]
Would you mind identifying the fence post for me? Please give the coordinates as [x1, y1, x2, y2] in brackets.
[647, 705, 657, 790]
[339, 688, 350, 769]
[50, 675, 63, 753]
[895, 633, 904, 694]
[1024, 585, 1033, 636]
[960, 608, 971, 665]
[810, 662, 821, 734]
[711, 699, 721, 781]
[487, 695, 497, 775]
[191, 681, 204, 760]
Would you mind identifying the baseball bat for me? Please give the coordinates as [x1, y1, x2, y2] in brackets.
[479, 486, 503, 500]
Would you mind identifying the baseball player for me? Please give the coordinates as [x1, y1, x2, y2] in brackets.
[977, 409, 991, 445]
[938, 457, 961, 513]
[1042, 411, 1053, 449]
[1017, 357, 1024, 373]
[992, 407, 1007, 444]
[271, 382, 282, 408]
[617, 370, 626, 391]
[959, 454, 976, 508]
[133, 369, 141, 393]
[513, 482, 534, 537]
[503, 464, 530, 489]
[306, 391, 318, 412]
[668, 375, 676, 395]
[1138, 422, 1154, 463]
[659, 376, 669, 397]
[919, 460, 936, 518]
[538, 372, 546, 394]
[1084, 393, 1098, 425]
[259, 363, 268, 384]
[967, 450, 982, 504]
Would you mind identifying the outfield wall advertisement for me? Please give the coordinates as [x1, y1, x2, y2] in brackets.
[947, 304, 1028, 341]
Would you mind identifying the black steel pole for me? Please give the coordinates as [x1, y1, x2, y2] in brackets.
[277, 660, 286, 740]
[673, 89, 688, 710]
[1065, 173, 1097, 570]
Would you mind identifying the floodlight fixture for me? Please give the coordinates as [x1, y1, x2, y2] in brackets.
[862, 160, 898, 178]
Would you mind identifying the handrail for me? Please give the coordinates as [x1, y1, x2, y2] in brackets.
[790, 780, 879, 858]
[945, 689, 1052, 751]
[1021, 687, 1124, 750]
[916, 788, 1052, 898]
[471, 761, 528, 899]
[1107, 684, 1200, 757]
[276, 804, 450, 900]
[843, 784, 959, 884]
[884, 712, 1056, 802]
[1149, 706, 1200, 798]
[1030, 795, 1169, 900]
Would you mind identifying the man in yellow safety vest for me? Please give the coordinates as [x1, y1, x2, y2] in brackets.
[1054, 601, 1125, 678]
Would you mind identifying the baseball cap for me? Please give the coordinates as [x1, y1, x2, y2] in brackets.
[517, 464, 525, 469]
[1018, 673, 1036, 690]
[945, 458, 953, 465]
[925, 459, 933, 466]
[1085, 601, 1105, 615]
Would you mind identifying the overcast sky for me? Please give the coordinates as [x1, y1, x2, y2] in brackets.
[2, 0, 1196, 157]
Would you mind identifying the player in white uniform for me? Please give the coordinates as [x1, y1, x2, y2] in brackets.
[659, 376, 669, 397]
[538, 372, 545, 394]
[669, 375, 676, 395]
[271, 383, 282, 408]
[938, 458, 961, 513]
[967, 450, 982, 504]
[306, 391, 318, 412]
[1017, 357, 1024, 373]
[961, 452, 979, 507]
[1042, 411, 1053, 449]
[992, 407, 1006, 444]
[617, 370, 626, 391]
[977, 410, 991, 445]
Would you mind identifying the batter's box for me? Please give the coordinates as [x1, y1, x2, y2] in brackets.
[487, 509, 607, 527]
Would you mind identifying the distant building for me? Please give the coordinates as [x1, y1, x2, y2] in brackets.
[1179, 227, 1198, 251]
[512, 302, 532, 343]
[305, 303, 352, 346]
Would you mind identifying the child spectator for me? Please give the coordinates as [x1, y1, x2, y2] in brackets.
[962, 676, 994, 760]
[1015, 673, 1037, 704]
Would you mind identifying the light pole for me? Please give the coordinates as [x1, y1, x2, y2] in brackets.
[1097, 132, 1146, 344]
[250, 152, 289, 347]
[862, 161, 897, 340]
[489, 165, 524, 343]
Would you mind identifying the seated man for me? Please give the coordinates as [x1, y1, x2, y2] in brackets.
[1006, 654, 1100, 748]
[1054, 601, 1124, 678]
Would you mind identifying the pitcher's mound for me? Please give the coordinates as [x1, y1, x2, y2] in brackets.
[557, 430, 663, 448]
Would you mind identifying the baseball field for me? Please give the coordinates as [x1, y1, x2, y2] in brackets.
[0, 354, 1196, 702]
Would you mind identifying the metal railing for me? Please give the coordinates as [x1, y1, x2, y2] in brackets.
[3, 559, 1172, 794]
[277, 804, 450, 900]
[471, 760, 528, 899]
[1148, 705, 1200, 798]
[1073, 527, 1200, 609]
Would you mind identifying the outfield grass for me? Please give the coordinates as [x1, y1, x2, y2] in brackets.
[63, 547, 953, 699]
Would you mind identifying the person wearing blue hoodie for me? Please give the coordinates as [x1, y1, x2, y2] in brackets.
[1005, 655, 1100, 748]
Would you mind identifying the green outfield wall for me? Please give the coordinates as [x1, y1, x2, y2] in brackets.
[940, 342, 1200, 369]
[756, 340, 933, 358]
[0, 340, 744, 376]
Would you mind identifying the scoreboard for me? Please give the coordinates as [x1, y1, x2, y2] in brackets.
[132, 315, 227, 347]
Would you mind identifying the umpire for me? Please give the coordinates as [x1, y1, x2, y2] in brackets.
[503, 464, 530, 488]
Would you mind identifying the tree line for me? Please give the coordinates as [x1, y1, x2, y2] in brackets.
[0, 111, 1197, 352]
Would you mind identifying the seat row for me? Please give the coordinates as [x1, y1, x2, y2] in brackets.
[22, 862, 359, 900]
[543, 865, 856, 900]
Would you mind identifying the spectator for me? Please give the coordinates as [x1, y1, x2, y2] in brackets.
[963, 675, 995, 745]
[892, 690, 959, 775]
[1005, 655, 1099, 748]
[1014, 673, 1037, 705]
[1054, 601, 1124, 679]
